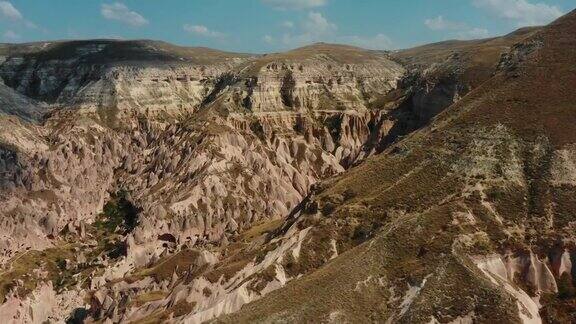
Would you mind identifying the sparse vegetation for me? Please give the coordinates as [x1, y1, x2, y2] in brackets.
[132, 249, 202, 282]
[239, 218, 284, 242]
[0, 244, 80, 301]
[540, 276, 576, 324]
[130, 291, 168, 307]
[322, 114, 343, 141]
[93, 190, 140, 234]
[136, 299, 196, 323]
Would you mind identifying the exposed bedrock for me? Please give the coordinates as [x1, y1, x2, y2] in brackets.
[0, 107, 396, 265]
[0, 109, 398, 323]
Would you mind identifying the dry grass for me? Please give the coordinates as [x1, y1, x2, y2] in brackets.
[132, 249, 201, 282]
[136, 299, 196, 324]
[130, 291, 168, 307]
[0, 243, 78, 301]
[2, 40, 250, 65]
[239, 218, 284, 242]
[392, 26, 541, 88]
[216, 202, 520, 323]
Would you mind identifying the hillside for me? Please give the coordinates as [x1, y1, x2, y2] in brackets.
[217, 10, 576, 323]
[0, 39, 250, 65]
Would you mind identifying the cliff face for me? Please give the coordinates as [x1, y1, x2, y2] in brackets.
[202, 44, 404, 114]
[0, 41, 250, 121]
[0, 18, 572, 323]
[0, 42, 404, 121]
[0, 81, 45, 122]
[0, 41, 403, 263]
[369, 27, 544, 148]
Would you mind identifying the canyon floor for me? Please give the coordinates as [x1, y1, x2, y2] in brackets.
[0, 9, 575, 324]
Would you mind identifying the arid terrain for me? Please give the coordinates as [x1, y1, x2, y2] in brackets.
[0, 9, 575, 324]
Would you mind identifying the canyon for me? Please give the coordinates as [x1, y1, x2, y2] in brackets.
[0, 10, 575, 324]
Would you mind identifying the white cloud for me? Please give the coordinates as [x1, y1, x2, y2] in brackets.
[0, 1, 21, 20]
[303, 11, 337, 34]
[101, 3, 148, 27]
[277, 12, 393, 49]
[262, 0, 327, 10]
[458, 27, 490, 39]
[183, 24, 225, 38]
[424, 16, 466, 31]
[280, 11, 336, 47]
[337, 34, 393, 50]
[0, 1, 38, 35]
[263, 35, 275, 44]
[3, 29, 19, 41]
[424, 15, 491, 40]
[282, 21, 294, 28]
[472, 0, 564, 26]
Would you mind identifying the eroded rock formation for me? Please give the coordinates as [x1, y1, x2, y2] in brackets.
[1, 12, 575, 322]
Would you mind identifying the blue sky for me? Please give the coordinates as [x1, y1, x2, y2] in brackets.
[0, 0, 574, 53]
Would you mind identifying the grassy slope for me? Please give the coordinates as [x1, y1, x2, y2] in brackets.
[392, 27, 541, 88]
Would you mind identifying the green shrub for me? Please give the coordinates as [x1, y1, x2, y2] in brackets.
[94, 190, 140, 234]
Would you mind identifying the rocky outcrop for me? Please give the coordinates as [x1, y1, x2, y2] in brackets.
[0, 40, 251, 120]
[0, 41, 406, 264]
[0, 105, 396, 264]
[384, 26, 541, 145]
[476, 252, 559, 295]
[0, 81, 45, 123]
[207, 44, 404, 113]
[0, 42, 404, 122]
[0, 116, 125, 260]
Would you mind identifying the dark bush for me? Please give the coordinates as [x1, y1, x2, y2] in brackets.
[558, 273, 576, 299]
[95, 190, 140, 234]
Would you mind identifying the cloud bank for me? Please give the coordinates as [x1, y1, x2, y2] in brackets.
[473, 0, 564, 26]
[101, 2, 148, 27]
[261, 0, 327, 10]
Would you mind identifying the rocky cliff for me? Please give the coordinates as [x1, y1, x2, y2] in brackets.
[0, 40, 251, 120]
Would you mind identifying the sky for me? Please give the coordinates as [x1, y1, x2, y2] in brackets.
[0, 0, 574, 53]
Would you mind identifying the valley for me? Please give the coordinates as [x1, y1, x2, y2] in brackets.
[0, 10, 575, 323]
